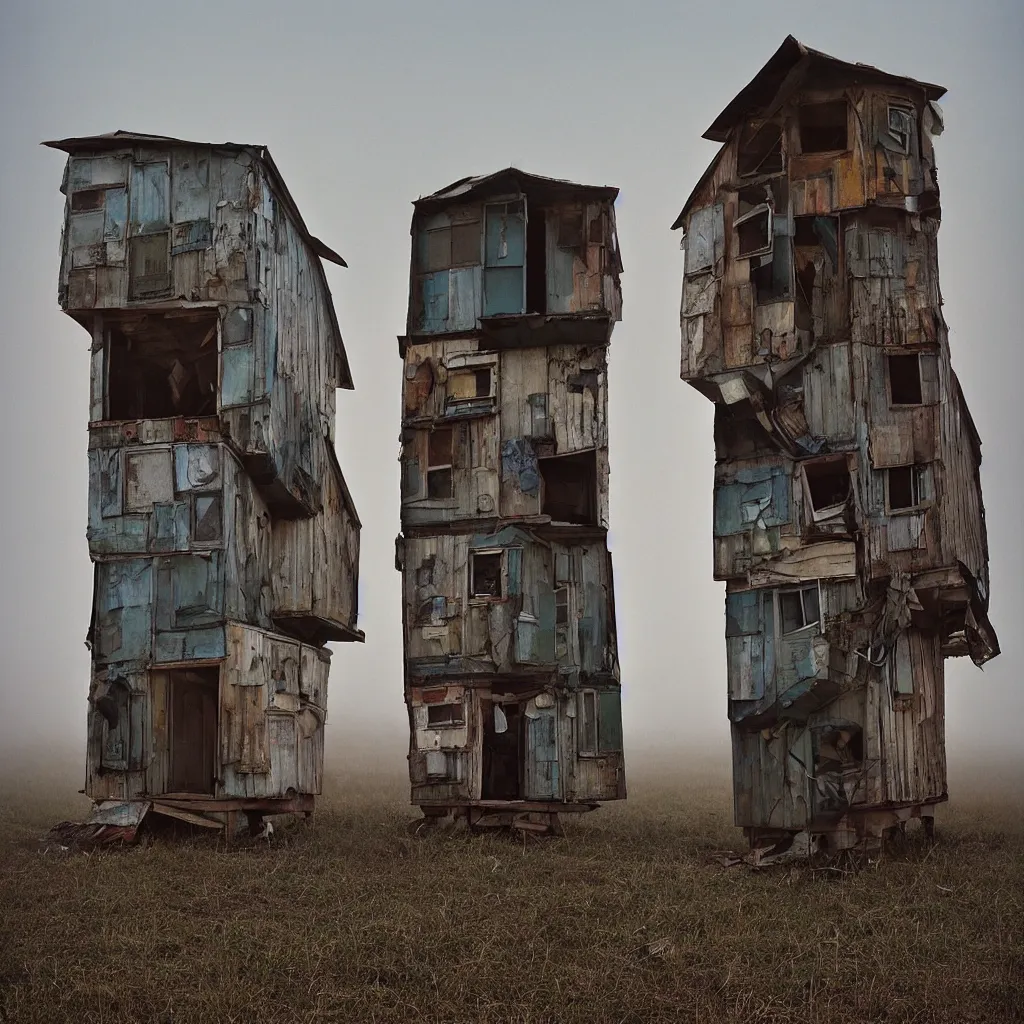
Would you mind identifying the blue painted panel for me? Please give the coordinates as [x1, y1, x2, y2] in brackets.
[221, 344, 253, 407]
[174, 445, 221, 493]
[526, 707, 559, 799]
[151, 502, 190, 552]
[725, 591, 760, 637]
[449, 267, 481, 330]
[154, 626, 226, 664]
[129, 162, 169, 233]
[484, 267, 524, 316]
[714, 464, 791, 536]
[484, 202, 525, 316]
[95, 560, 153, 663]
[88, 515, 151, 555]
[420, 271, 450, 332]
[598, 690, 623, 753]
[485, 204, 525, 266]
[470, 526, 536, 550]
[103, 187, 128, 242]
[500, 439, 539, 496]
[172, 553, 223, 626]
[507, 547, 522, 596]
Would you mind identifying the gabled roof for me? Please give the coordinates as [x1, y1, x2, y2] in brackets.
[414, 166, 618, 211]
[703, 35, 946, 143]
[43, 131, 353, 388]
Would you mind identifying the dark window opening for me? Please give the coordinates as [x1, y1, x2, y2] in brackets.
[482, 700, 521, 799]
[193, 494, 222, 544]
[106, 311, 218, 420]
[555, 586, 569, 626]
[816, 724, 864, 771]
[889, 354, 923, 405]
[735, 207, 772, 259]
[71, 188, 107, 213]
[557, 209, 584, 251]
[539, 450, 598, 525]
[738, 185, 771, 217]
[799, 101, 848, 153]
[526, 207, 547, 314]
[737, 121, 783, 177]
[804, 458, 851, 514]
[426, 427, 453, 500]
[427, 702, 464, 727]
[168, 668, 218, 794]
[471, 552, 502, 598]
[580, 690, 598, 755]
[451, 221, 482, 266]
[129, 233, 171, 299]
[779, 584, 821, 635]
[888, 465, 921, 511]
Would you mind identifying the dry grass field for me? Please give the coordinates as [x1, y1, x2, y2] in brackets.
[0, 740, 1021, 1024]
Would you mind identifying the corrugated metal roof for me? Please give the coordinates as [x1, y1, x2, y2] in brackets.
[703, 35, 946, 143]
[43, 131, 354, 389]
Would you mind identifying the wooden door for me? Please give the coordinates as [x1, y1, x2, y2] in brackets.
[168, 669, 218, 794]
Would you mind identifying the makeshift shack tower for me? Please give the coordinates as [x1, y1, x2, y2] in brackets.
[48, 131, 363, 839]
[672, 39, 999, 856]
[397, 169, 626, 833]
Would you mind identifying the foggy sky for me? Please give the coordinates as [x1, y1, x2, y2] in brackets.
[0, 0, 1020, 771]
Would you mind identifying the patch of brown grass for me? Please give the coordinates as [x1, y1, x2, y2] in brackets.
[0, 746, 1021, 1023]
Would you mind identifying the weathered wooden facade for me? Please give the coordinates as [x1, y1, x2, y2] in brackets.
[672, 40, 999, 854]
[47, 131, 363, 837]
[397, 169, 626, 832]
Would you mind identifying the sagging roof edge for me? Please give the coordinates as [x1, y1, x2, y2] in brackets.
[42, 132, 354, 390]
[703, 35, 946, 143]
[671, 143, 726, 231]
[413, 166, 618, 211]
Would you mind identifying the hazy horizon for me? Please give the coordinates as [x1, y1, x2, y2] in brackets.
[1, 0, 1021, 777]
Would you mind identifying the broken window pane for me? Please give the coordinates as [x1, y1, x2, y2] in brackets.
[889, 354, 923, 405]
[539, 450, 598, 525]
[193, 494, 222, 544]
[779, 584, 820, 635]
[737, 121, 783, 177]
[804, 458, 851, 513]
[427, 702, 464, 727]
[888, 105, 914, 152]
[888, 465, 920, 510]
[471, 552, 502, 598]
[735, 206, 772, 260]
[799, 101, 848, 153]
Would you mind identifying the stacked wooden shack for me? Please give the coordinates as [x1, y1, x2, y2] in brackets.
[672, 39, 999, 855]
[397, 169, 626, 832]
[47, 131, 362, 839]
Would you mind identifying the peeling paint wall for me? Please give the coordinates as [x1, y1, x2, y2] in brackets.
[399, 172, 625, 810]
[675, 48, 997, 844]
[53, 135, 362, 810]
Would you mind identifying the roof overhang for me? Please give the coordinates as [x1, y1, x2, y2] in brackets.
[43, 131, 353, 388]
